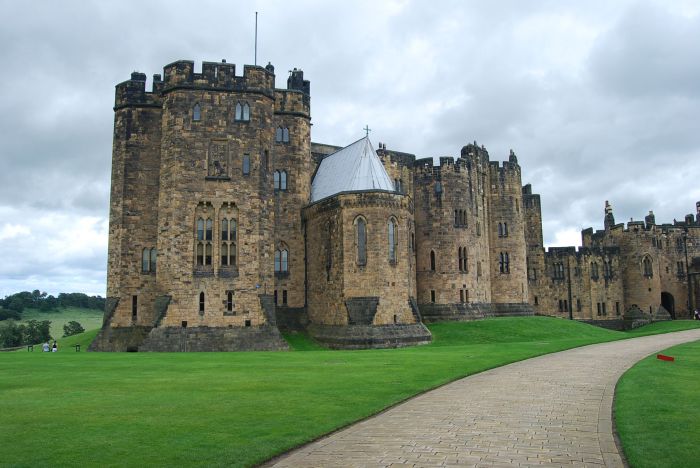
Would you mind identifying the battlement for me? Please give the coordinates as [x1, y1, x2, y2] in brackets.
[115, 59, 305, 108]
[377, 148, 416, 168]
[114, 72, 161, 109]
[161, 60, 276, 93]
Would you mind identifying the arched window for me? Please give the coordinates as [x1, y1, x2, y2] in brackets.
[150, 248, 157, 273]
[280, 170, 287, 190]
[498, 223, 503, 237]
[454, 210, 459, 226]
[430, 250, 436, 271]
[226, 291, 234, 312]
[591, 262, 599, 279]
[197, 218, 204, 241]
[388, 218, 397, 263]
[242, 155, 250, 175]
[643, 256, 653, 278]
[221, 218, 228, 241]
[235, 102, 243, 121]
[356, 217, 367, 266]
[499, 252, 510, 273]
[196, 243, 204, 266]
[282, 127, 289, 142]
[275, 247, 289, 273]
[275, 127, 283, 142]
[504, 223, 508, 236]
[205, 243, 212, 266]
[604, 260, 612, 279]
[458, 247, 468, 272]
[205, 219, 213, 241]
[142, 248, 150, 272]
[193, 103, 201, 121]
[220, 207, 238, 268]
[242, 102, 250, 121]
[199, 292, 205, 314]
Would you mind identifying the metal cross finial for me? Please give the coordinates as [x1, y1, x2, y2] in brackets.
[363, 125, 371, 137]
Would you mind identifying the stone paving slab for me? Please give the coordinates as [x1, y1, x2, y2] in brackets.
[268, 329, 700, 467]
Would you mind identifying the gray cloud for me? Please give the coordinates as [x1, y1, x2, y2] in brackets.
[1, 0, 699, 295]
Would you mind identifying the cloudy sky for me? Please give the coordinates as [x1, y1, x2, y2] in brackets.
[1, 0, 699, 297]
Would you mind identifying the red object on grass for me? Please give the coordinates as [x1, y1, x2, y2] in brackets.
[657, 354, 675, 362]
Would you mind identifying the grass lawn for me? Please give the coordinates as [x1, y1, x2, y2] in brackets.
[615, 339, 700, 468]
[16, 307, 103, 339]
[0, 317, 698, 467]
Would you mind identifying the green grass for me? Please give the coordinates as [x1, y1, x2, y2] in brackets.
[281, 331, 326, 351]
[616, 339, 700, 468]
[16, 307, 103, 339]
[0, 317, 698, 467]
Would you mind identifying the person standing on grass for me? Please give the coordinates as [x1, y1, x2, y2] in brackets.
[52, 341, 57, 352]
[694, 309, 700, 320]
[42, 341, 50, 352]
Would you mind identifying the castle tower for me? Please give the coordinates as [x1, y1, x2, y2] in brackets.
[413, 143, 494, 321]
[93, 60, 291, 351]
[522, 184, 546, 310]
[271, 68, 312, 319]
[91, 72, 164, 351]
[487, 151, 529, 307]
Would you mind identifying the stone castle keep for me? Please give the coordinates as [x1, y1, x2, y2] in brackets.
[90, 59, 700, 351]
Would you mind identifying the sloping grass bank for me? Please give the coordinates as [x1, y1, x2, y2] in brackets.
[615, 339, 700, 468]
[1, 317, 698, 467]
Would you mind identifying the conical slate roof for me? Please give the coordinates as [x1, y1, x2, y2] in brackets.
[310, 137, 395, 202]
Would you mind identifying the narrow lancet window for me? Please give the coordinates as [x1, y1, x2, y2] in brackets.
[357, 218, 367, 266]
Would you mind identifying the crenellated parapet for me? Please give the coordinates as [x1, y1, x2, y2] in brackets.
[114, 72, 162, 109]
[162, 60, 275, 96]
[115, 59, 301, 109]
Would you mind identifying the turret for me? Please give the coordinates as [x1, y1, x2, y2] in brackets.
[604, 200, 615, 230]
[645, 210, 655, 229]
[287, 68, 310, 95]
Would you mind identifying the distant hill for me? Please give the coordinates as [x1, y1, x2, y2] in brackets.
[0, 291, 105, 320]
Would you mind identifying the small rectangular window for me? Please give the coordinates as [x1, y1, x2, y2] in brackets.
[132, 295, 137, 321]
[430, 290, 436, 303]
[274, 290, 278, 305]
[244, 319, 251, 327]
[616, 302, 620, 315]
[243, 155, 250, 175]
[282, 290, 288, 305]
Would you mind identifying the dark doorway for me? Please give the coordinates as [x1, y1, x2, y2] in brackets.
[661, 292, 675, 319]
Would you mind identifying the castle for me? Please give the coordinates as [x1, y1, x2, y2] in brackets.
[90, 59, 700, 352]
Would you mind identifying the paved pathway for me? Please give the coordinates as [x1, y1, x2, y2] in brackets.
[269, 329, 700, 467]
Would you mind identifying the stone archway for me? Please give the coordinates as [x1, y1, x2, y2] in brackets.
[661, 292, 675, 319]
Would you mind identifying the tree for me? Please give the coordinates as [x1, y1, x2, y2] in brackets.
[0, 322, 25, 348]
[0, 307, 21, 321]
[24, 320, 51, 344]
[63, 321, 85, 337]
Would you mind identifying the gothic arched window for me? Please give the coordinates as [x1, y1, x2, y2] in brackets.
[275, 127, 283, 142]
[142, 248, 150, 272]
[430, 250, 436, 271]
[150, 248, 157, 273]
[282, 127, 289, 142]
[199, 292, 205, 314]
[193, 103, 201, 121]
[643, 256, 653, 278]
[388, 218, 397, 263]
[356, 217, 367, 266]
